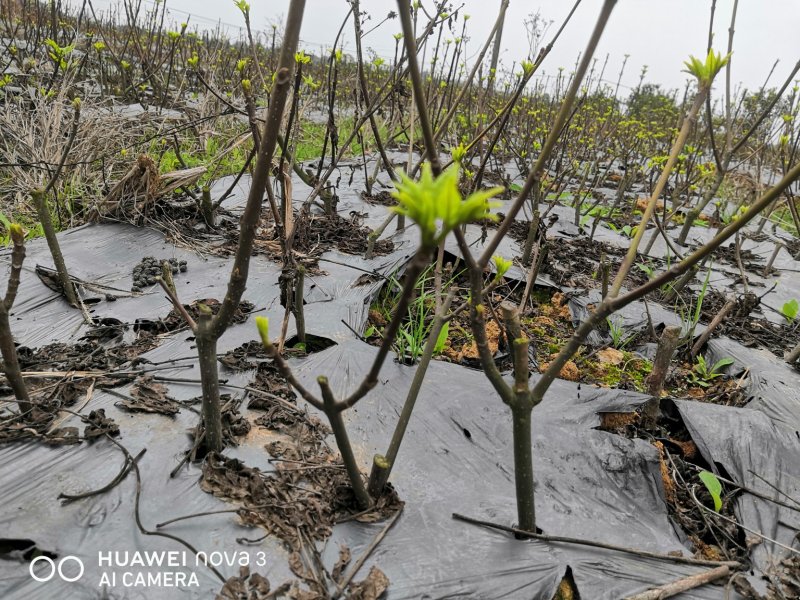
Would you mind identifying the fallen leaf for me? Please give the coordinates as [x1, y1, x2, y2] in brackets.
[597, 347, 624, 365]
[347, 566, 389, 600]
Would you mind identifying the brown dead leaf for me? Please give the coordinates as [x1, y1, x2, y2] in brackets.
[332, 545, 351, 582]
[635, 198, 664, 212]
[347, 566, 389, 600]
[216, 566, 272, 599]
[289, 587, 324, 600]
[289, 552, 313, 582]
[118, 375, 180, 415]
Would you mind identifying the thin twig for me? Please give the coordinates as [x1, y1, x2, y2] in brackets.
[689, 487, 800, 556]
[452, 512, 741, 568]
[59, 448, 146, 504]
[334, 507, 403, 597]
[157, 277, 197, 331]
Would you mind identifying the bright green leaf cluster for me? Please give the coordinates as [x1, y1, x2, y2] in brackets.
[450, 143, 467, 164]
[683, 49, 731, 89]
[391, 163, 503, 249]
[44, 38, 74, 70]
[520, 60, 535, 78]
[493, 255, 512, 280]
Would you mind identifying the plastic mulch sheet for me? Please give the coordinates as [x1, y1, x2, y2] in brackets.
[1, 168, 798, 598]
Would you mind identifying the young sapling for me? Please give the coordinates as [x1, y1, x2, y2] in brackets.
[0, 224, 32, 413]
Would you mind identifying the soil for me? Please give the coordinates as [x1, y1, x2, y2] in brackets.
[506, 224, 656, 290]
[291, 211, 394, 257]
[134, 298, 255, 334]
[699, 290, 798, 358]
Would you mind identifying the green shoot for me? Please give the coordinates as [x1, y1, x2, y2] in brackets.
[698, 470, 723, 512]
[683, 49, 731, 89]
[687, 355, 734, 388]
[606, 316, 636, 349]
[780, 299, 798, 322]
[391, 163, 503, 250]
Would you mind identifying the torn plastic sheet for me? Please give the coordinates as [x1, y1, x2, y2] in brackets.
[1, 333, 733, 599]
[675, 397, 800, 595]
[705, 336, 800, 433]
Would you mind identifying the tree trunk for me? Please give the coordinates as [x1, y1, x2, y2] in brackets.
[0, 308, 31, 413]
[487, 0, 509, 94]
[32, 189, 78, 307]
[677, 170, 725, 245]
[196, 324, 222, 453]
[511, 405, 535, 533]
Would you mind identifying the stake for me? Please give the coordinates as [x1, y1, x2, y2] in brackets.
[643, 325, 682, 427]
[200, 186, 215, 227]
[196, 308, 223, 453]
[293, 266, 306, 345]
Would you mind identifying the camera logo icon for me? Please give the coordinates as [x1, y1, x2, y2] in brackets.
[29, 556, 84, 583]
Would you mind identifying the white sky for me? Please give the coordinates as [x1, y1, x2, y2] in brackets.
[80, 1, 800, 95]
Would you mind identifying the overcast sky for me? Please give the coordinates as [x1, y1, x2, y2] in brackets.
[82, 1, 799, 95]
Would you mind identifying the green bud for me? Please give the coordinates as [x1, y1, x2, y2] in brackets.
[255, 316, 270, 347]
[9, 223, 24, 244]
